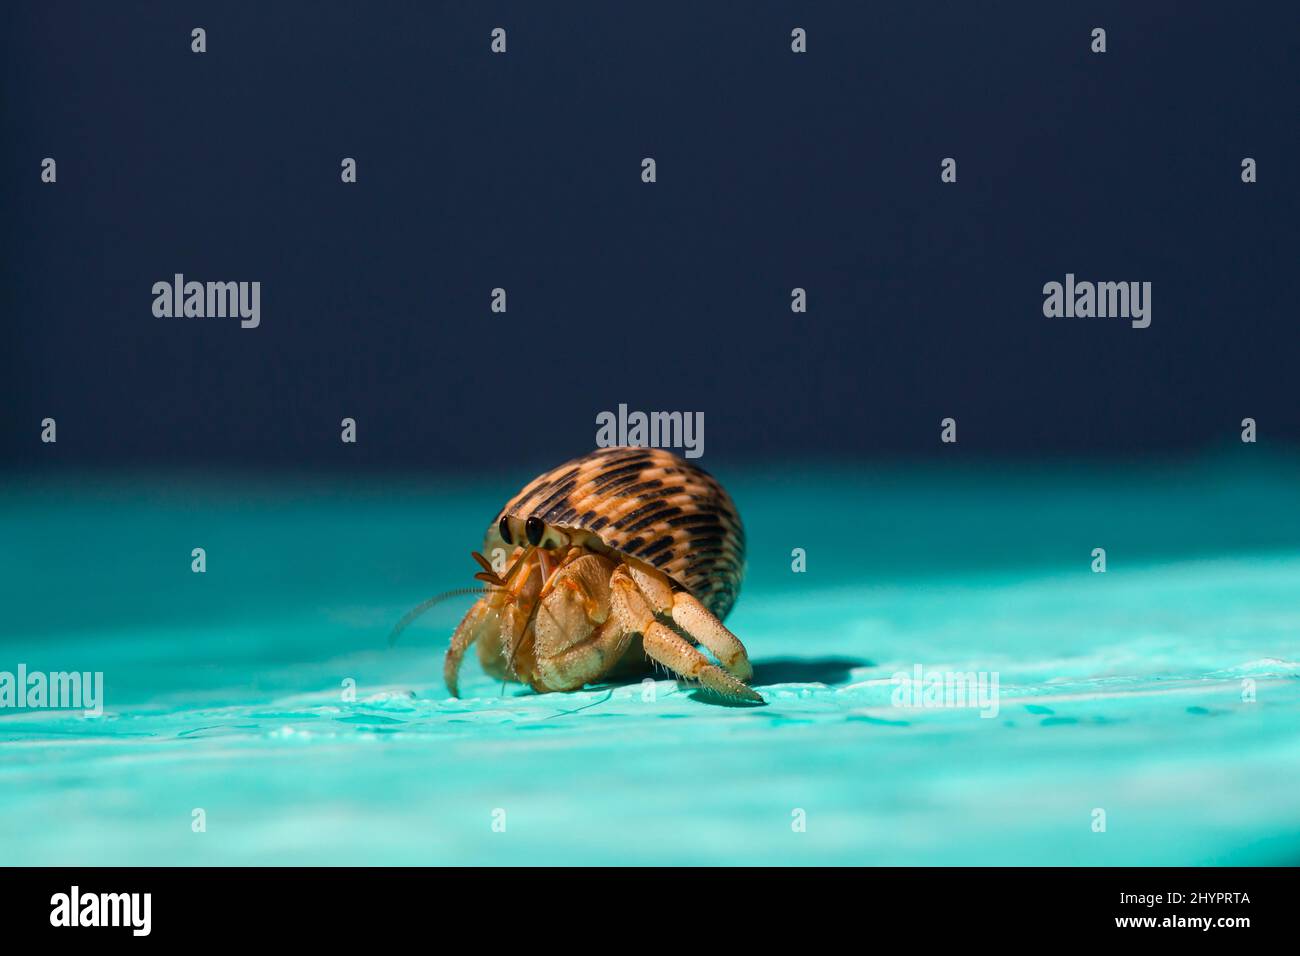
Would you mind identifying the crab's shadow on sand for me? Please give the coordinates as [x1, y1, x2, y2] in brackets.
[683, 656, 872, 707]
[751, 656, 871, 687]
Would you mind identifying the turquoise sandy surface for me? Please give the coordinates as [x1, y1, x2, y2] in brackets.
[1, 455, 1298, 865]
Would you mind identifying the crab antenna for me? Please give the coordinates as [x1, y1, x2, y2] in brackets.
[387, 587, 496, 647]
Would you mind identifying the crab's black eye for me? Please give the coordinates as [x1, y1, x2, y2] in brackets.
[498, 516, 513, 545]
[525, 516, 545, 546]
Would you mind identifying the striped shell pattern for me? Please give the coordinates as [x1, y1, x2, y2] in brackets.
[488, 447, 746, 621]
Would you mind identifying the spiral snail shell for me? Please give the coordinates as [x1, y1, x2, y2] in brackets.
[487, 446, 746, 621]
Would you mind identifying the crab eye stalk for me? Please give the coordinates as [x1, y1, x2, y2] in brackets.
[525, 516, 545, 546]
[498, 516, 513, 545]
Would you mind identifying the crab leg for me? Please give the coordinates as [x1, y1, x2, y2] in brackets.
[533, 615, 633, 692]
[444, 596, 497, 698]
[669, 591, 753, 681]
[610, 565, 763, 703]
[445, 547, 541, 696]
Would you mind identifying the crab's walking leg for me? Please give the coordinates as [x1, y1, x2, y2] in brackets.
[534, 616, 633, 692]
[611, 566, 763, 703]
[444, 597, 496, 698]
[476, 616, 512, 681]
[669, 591, 754, 682]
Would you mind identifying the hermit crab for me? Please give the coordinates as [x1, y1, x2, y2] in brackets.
[395, 447, 761, 703]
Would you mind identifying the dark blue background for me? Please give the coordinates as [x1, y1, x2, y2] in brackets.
[3, 1, 1296, 471]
